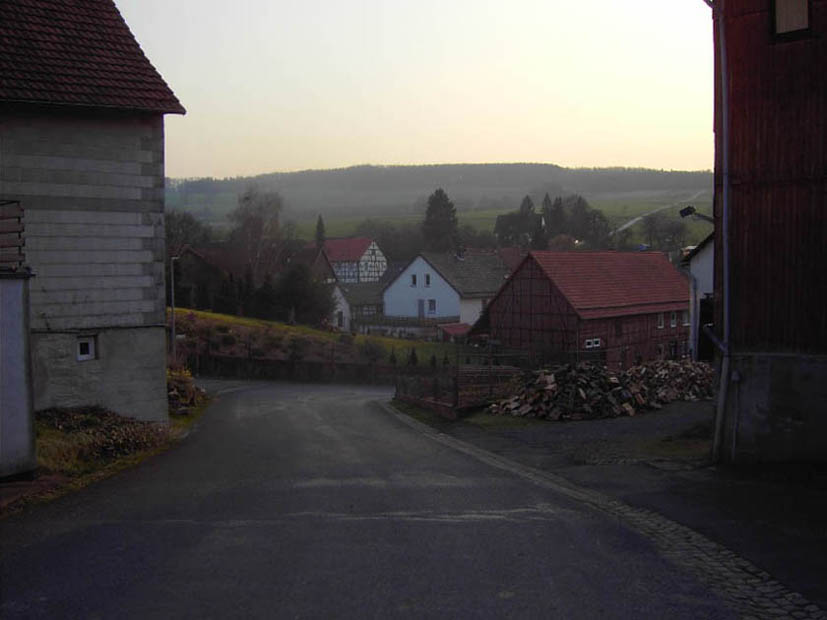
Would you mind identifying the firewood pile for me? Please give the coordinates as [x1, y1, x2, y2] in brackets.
[167, 367, 206, 415]
[488, 360, 715, 421]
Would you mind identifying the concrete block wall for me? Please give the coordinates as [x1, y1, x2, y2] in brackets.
[0, 107, 168, 422]
[30, 327, 167, 422]
[721, 354, 827, 463]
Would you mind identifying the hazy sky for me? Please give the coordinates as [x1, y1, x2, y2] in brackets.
[115, 0, 714, 179]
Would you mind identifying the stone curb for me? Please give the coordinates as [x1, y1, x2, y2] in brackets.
[377, 400, 826, 620]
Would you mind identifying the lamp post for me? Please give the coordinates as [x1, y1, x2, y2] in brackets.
[170, 255, 180, 360]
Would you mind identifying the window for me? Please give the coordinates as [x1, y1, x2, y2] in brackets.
[657, 313, 664, 329]
[670, 311, 677, 328]
[682, 310, 689, 326]
[425, 273, 431, 287]
[77, 336, 96, 361]
[585, 339, 593, 349]
[774, 0, 809, 34]
[584, 338, 600, 349]
[428, 299, 436, 314]
[410, 274, 417, 287]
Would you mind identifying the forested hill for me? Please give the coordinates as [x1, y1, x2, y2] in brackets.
[166, 163, 712, 224]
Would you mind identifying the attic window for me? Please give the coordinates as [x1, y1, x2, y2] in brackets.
[410, 274, 417, 287]
[425, 273, 431, 287]
[774, 0, 809, 34]
[77, 336, 97, 361]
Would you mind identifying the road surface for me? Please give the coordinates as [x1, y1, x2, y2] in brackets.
[1, 382, 733, 618]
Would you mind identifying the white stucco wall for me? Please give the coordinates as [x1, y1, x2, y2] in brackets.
[384, 256, 459, 318]
[460, 298, 485, 325]
[331, 285, 351, 331]
[688, 241, 714, 359]
[690, 242, 714, 296]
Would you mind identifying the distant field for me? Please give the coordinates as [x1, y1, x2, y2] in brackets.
[290, 190, 714, 247]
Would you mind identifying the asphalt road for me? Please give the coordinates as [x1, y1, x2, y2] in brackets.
[1, 382, 733, 619]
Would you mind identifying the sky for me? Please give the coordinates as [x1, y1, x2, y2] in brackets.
[115, 0, 715, 179]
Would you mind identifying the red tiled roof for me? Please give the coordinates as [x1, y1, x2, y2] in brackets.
[530, 251, 689, 320]
[317, 238, 373, 262]
[439, 322, 471, 337]
[0, 0, 185, 114]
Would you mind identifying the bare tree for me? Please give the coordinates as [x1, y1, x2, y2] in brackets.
[229, 186, 282, 284]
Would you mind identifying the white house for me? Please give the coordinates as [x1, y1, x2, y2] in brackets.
[319, 237, 387, 283]
[682, 233, 714, 360]
[383, 251, 510, 332]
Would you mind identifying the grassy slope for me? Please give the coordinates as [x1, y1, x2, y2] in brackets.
[175, 308, 455, 364]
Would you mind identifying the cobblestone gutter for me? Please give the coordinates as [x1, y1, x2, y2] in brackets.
[381, 401, 826, 620]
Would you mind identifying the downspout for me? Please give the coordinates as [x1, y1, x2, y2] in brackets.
[707, 0, 733, 463]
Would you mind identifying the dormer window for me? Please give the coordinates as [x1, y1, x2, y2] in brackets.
[774, 0, 809, 35]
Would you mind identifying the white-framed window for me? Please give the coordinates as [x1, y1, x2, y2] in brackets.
[410, 274, 417, 287]
[670, 311, 677, 328]
[77, 335, 97, 361]
[585, 339, 593, 349]
[657, 313, 664, 329]
[682, 310, 689, 326]
[774, 0, 809, 34]
[584, 338, 600, 349]
[428, 299, 436, 314]
[425, 273, 431, 287]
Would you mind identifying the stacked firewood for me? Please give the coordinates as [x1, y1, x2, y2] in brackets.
[167, 367, 207, 415]
[488, 360, 715, 421]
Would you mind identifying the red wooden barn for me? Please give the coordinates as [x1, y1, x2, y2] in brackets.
[710, 0, 827, 462]
[477, 251, 689, 369]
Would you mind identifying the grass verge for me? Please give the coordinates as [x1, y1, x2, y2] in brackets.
[0, 400, 210, 519]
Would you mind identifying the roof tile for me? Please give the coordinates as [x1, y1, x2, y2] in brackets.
[0, 0, 185, 114]
[529, 251, 689, 319]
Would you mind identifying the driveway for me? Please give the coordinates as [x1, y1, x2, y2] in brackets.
[2, 382, 735, 618]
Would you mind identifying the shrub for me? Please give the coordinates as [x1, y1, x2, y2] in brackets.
[221, 334, 236, 346]
[359, 339, 386, 363]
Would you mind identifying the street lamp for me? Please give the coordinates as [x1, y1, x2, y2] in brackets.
[679, 205, 715, 224]
[170, 255, 180, 360]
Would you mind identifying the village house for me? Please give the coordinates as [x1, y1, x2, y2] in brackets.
[681, 233, 714, 361]
[710, 0, 826, 462]
[474, 251, 690, 369]
[382, 251, 510, 338]
[316, 237, 387, 283]
[0, 0, 185, 421]
[173, 242, 335, 314]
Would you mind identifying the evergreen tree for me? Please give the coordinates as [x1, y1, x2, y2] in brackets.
[544, 195, 567, 238]
[421, 188, 459, 252]
[315, 214, 326, 247]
